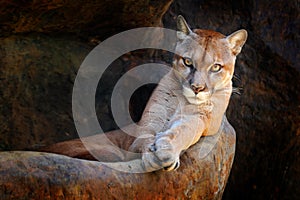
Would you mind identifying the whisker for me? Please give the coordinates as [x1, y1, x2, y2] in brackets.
[211, 87, 242, 97]
[232, 73, 243, 96]
[232, 87, 243, 95]
[212, 93, 232, 98]
[233, 74, 241, 82]
[214, 88, 233, 93]
[212, 91, 232, 98]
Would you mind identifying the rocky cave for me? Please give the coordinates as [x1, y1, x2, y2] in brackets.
[0, 0, 299, 199]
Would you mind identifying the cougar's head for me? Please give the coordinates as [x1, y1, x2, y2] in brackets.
[173, 16, 247, 105]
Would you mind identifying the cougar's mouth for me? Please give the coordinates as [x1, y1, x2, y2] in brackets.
[182, 86, 211, 105]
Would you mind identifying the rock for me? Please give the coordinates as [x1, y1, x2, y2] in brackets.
[0, 119, 235, 200]
[0, 0, 173, 38]
[0, 0, 299, 200]
[0, 35, 91, 150]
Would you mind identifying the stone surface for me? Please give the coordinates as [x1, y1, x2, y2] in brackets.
[0, 35, 91, 150]
[0, 0, 299, 200]
[0, 121, 235, 200]
[0, 0, 173, 38]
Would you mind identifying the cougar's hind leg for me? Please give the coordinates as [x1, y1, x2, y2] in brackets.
[40, 129, 136, 161]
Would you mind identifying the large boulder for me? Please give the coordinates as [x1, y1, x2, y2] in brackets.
[0, 121, 235, 199]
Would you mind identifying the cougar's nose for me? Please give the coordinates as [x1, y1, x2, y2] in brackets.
[191, 84, 206, 95]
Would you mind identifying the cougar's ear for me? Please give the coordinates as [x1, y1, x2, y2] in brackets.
[177, 15, 192, 39]
[226, 29, 248, 55]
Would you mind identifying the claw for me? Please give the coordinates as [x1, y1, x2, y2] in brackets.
[149, 144, 156, 152]
[163, 161, 180, 171]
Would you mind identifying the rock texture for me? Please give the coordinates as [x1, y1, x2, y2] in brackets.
[0, 0, 172, 38]
[0, 35, 90, 150]
[0, 0, 299, 200]
[0, 122, 235, 200]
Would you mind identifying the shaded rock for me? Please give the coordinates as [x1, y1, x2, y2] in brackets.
[0, 35, 91, 150]
[0, 0, 173, 39]
[0, 0, 299, 200]
[0, 120, 235, 200]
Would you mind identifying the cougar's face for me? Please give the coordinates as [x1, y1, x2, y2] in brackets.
[173, 30, 236, 105]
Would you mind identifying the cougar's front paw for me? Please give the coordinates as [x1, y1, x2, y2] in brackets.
[142, 137, 180, 172]
[129, 134, 155, 153]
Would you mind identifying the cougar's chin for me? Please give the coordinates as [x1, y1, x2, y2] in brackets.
[182, 86, 211, 105]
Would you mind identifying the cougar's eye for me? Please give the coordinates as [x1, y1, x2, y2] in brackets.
[210, 64, 223, 72]
[183, 57, 193, 67]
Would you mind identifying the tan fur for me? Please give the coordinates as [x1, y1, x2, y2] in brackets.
[43, 16, 247, 172]
[124, 16, 247, 171]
